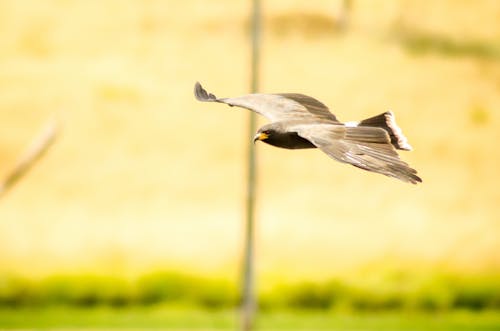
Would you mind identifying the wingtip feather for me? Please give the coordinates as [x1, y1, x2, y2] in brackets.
[194, 82, 217, 102]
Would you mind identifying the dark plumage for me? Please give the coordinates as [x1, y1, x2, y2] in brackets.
[195, 82, 421, 184]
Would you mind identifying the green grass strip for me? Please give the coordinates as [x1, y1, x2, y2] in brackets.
[0, 307, 499, 330]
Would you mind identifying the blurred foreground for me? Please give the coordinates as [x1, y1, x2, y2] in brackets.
[1, 307, 500, 331]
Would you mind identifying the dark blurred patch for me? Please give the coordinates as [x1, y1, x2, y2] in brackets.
[281, 281, 338, 309]
[0, 275, 37, 307]
[469, 105, 490, 126]
[396, 29, 500, 60]
[18, 20, 53, 58]
[200, 12, 340, 39]
[136, 272, 191, 305]
[136, 272, 237, 308]
[268, 12, 339, 39]
[349, 291, 405, 312]
[451, 276, 500, 310]
[200, 18, 242, 35]
[38, 275, 133, 308]
[96, 84, 142, 103]
[193, 279, 238, 309]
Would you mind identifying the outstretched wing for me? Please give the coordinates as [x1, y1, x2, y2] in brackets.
[194, 82, 339, 123]
[293, 124, 422, 184]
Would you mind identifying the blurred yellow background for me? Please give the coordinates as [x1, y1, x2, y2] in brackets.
[0, 0, 499, 287]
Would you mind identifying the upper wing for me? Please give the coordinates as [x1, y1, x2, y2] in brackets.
[194, 82, 339, 123]
[293, 124, 422, 184]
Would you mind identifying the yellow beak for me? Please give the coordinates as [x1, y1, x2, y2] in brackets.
[253, 132, 269, 143]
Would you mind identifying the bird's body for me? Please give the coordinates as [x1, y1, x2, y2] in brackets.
[258, 129, 316, 149]
[254, 121, 317, 149]
[194, 82, 421, 184]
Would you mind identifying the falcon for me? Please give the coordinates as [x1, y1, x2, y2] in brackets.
[194, 82, 421, 184]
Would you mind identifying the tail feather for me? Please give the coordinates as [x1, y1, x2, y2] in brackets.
[358, 111, 412, 151]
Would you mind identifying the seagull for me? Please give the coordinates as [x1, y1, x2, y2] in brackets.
[194, 82, 421, 184]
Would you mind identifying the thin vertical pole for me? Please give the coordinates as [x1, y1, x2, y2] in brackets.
[241, 0, 261, 330]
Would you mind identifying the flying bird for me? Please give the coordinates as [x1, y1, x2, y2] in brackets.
[194, 82, 421, 184]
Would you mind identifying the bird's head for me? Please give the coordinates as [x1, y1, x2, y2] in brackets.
[253, 124, 280, 144]
[253, 130, 270, 143]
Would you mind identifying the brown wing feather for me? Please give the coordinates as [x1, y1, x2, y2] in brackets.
[195, 82, 339, 123]
[276, 93, 338, 122]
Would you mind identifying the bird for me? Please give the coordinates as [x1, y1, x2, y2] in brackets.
[194, 82, 421, 184]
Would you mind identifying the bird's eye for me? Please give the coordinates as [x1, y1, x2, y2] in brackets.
[263, 130, 270, 135]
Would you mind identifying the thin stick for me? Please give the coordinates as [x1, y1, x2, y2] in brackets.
[0, 116, 59, 198]
[241, 0, 261, 330]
